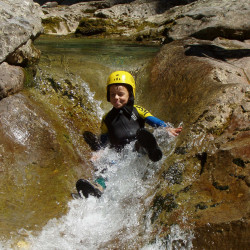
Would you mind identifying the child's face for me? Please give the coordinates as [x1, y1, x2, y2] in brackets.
[109, 85, 129, 109]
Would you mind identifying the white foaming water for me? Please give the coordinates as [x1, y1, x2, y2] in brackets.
[22, 143, 162, 249]
[1, 130, 194, 249]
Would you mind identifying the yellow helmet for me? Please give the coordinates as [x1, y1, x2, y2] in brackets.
[107, 71, 136, 101]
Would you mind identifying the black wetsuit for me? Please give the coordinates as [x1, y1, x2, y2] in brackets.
[101, 103, 167, 149]
[102, 105, 144, 148]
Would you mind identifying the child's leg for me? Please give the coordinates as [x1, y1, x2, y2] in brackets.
[136, 128, 162, 162]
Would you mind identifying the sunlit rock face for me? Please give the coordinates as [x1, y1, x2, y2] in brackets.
[136, 37, 250, 248]
[147, 0, 250, 42]
[40, 0, 249, 44]
[0, 91, 97, 237]
[0, 0, 43, 63]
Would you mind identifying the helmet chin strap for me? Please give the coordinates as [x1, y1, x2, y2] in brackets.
[121, 94, 134, 116]
[127, 93, 134, 106]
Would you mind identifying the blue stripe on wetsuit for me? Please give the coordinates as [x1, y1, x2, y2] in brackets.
[145, 116, 167, 127]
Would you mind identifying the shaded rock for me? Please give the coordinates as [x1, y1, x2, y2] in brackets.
[192, 219, 250, 249]
[0, 0, 43, 63]
[75, 17, 107, 36]
[0, 62, 25, 100]
[5, 39, 41, 67]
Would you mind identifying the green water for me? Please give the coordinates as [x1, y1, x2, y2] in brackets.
[35, 36, 160, 111]
[35, 36, 160, 68]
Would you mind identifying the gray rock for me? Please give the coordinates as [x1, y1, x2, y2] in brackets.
[94, 0, 196, 19]
[40, 0, 250, 43]
[94, 1, 160, 19]
[0, 62, 24, 100]
[41, 2, 103, 35]
[0, 0, 43, 63]
[147, 0, 250, 42]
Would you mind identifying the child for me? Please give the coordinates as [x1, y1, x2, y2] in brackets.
[75, 71, 182, 198]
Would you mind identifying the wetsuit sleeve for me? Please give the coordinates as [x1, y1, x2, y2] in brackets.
[134, 105, 169, 128]
[145, 116, 167, 127]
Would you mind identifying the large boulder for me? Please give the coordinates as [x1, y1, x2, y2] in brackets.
[0, 89, 98, 237]
[147, 0, 250, 42]
[0, 0, 43, 63]
[137, 37, 250, 248]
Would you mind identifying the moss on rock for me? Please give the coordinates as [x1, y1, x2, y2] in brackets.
[75, 18, 107, 36]
[42, 17, 69, 34]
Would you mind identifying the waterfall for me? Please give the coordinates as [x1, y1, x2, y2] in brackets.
[27, 145, 160, 249]
[8, 136, 193, 249]
[0, 37, 195, 249]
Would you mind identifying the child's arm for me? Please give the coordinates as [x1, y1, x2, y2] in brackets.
[135, 105, 182, 136]
[145, 116, 182, 136]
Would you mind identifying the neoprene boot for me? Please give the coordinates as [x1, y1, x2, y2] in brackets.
[76, 179, 103, 198]
[136, 128, 162, 162]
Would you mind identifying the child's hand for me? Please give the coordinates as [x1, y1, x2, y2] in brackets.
[166, 127, 182, 136]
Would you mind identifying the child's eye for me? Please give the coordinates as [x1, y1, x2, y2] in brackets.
[111, 92, 124, 97]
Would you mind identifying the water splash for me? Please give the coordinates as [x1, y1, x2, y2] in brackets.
[1, 127, 195, 249]
[21, 144, 162, 249]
